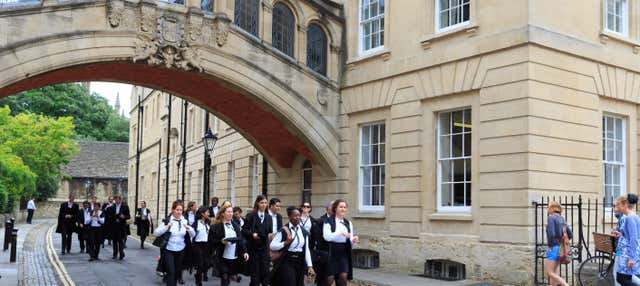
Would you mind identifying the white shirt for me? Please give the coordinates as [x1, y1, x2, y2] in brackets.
[257, 211, 265, 223]
[193, 220, 209, 243]
[211, 206, 220, 215]
[323, 218, 356, 245]
[187, 211, 195, 225]
[115, 203, 122, 214]
[85, 210, 105, 227]
[222, 221, 238, 259]
[27, 200, 36, 210]
[270, 223, 312, 267]
[154, 216, 195, 252]
[269, 210, 278, 233]
[82, 208, 91, 224]
[300, 215, 312, 233]
[140, 208, 150, 220]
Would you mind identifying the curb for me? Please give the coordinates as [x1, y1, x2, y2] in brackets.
[45, 224, 75, 286]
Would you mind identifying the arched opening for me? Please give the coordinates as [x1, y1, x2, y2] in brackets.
[306, 23, 328, 76]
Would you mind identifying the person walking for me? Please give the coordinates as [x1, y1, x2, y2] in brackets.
[322, 199, 358, 286]
[56, 196, 79, 255]
[192, 207, 211, 286]
[270, 206, 314, 286]
[212, 204, 249, 286]
[268, 198, 283, 236]
[311, 201, 333, 286]
[78, 201, 91, 253]
[300, 202, 313, 233]
[544, 201, 571, 286]
[102, 196, 115, 247]
[242, 195, 272, 286]
[26, 197, 36, 224]
[232, 207, 244, 227]
[154, 201, 195, 286]
[135, 201, 153, 249]
[86, 203, 105, 261]
[613, 194, 640, 286]
[209, 197, 220, 218]
[105, 195, 130, 260]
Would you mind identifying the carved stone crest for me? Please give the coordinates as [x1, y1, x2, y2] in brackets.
[213, 15, 231, 47]
[133, 16, 204, 72]
[107, 0, 125, 28]
[317, 88, 329, 106]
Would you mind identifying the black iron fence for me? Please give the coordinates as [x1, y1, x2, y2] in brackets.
[533, 195, 636, 285]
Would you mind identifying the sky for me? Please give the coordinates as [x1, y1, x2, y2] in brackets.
[89, 82, 133, 117]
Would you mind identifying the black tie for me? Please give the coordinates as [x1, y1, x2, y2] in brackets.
[174, 219, 182, 231]
[225, 222, 232, 228]
[259, 214, 264, 222]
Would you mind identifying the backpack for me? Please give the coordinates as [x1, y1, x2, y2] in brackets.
[558, 223, 573, 264]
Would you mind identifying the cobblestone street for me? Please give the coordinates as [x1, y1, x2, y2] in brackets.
[18, 221, 59, 286]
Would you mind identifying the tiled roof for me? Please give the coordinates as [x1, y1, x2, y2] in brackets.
[62, 141, 129, 179]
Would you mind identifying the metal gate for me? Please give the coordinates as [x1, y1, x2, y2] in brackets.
[533, 195, 621, 286]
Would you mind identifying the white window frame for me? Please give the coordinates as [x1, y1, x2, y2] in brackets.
[358, 122, 386, 212]
[229, 161, 236, 205]
[604, 0, 629, 36]
[252, 156, 260, 202]
[358, 0, 385, 55]
[603, 114, 626, 206]
[435, 0, 471, 33]
[437, 107, 472, 212]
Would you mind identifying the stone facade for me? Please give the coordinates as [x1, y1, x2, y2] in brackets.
[5, 0, 640, 284]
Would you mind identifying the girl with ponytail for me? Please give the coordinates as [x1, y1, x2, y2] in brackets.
[613, 194, 640, 286]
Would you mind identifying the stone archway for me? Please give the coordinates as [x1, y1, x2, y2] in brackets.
[0, 0, 341, 175]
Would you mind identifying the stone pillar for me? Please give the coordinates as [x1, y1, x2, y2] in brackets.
[187, 0, 201, 12]
[214, 0, 234, 19]
[297, 24, 307, 66]
[261, 0, 273, 44]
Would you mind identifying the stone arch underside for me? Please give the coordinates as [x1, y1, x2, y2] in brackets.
[0, 37, 340, 176]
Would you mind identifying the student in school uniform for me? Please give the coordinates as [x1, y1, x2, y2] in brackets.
[191, 207, 211, 286]
[242, 195, 272, 286]
[77, 201, 91, 253]
[212, 204, 249, 286]
[322, 199, 359, 286]
[299, 202, 314, 233]
[86, 203, 105, 261]
[268, 198, 283, 236]
[105, 195, 130, 260]
[311, 201, 334, 286]
[270, 206, 315, 286]
[135, 201, 153, 249]
[232, 207, 245, 228]
[56, 196, 79, 255]
[154, 201, 195, 286]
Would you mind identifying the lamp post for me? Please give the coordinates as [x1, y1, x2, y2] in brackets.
[202, 127, 218, 205]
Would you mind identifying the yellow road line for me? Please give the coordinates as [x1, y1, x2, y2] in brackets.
[45, 224, 75, 286]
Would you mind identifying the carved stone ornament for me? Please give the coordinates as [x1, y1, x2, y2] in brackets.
[317, 88, 328, 106]
[132, 16, 204, 72]
[213, 15, 231, 47]
[107, 0, 125, 28]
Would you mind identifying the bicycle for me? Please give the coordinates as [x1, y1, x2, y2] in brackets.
[578, 232, 615, 286]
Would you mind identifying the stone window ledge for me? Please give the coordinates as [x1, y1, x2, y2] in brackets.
[352, 211, 386, 219]
[420, 22, 479, 50]
[428, 212, 473, 221]
[346, 48, 391, 69]
[599, 30, 640, 54]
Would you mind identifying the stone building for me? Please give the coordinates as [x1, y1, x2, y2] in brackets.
[39, 141, 128, 218]
[4, 0, 640, 284]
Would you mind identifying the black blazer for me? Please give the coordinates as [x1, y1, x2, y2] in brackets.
[56, 202, 79, 234]
[210, 221, 247, 260]
[311, 213, 330, 257]
[105, 204, 131, 235]
[241, 211, 273, 251]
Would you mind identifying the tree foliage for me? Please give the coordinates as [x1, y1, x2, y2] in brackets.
[0, 106, 78, 211]
[0, 83, 129, 142]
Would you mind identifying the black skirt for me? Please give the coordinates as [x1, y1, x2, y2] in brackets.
[328, 243, 350, 276]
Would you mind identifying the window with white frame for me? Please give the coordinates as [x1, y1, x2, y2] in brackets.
[605, 0, 628, 35]
[302, 160, 312, 203]
[603, 115, 626, 206]
[359, 0, 384, 53]
[436, 0, 470, 31]
[359, 123, 385, 210]
[228, 162, 236, 205]
[251, 156, 260, 202]
[437, 108, 471, 211]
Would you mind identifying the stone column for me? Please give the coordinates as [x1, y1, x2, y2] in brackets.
[261, 0, 273, 44]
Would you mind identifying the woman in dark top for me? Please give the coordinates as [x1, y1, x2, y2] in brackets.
[135, 201, 152, 249]
[211, 204, 249, 286]
[545, 201, 571, 286]
[242, 195, 272, 286]
[322, 199, 359, 286]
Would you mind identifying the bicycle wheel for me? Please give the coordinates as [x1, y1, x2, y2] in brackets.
[578, 255, 614, 286]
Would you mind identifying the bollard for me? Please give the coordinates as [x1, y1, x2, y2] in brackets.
[3, 219, 13, 251]
[9, 228, 17, 263]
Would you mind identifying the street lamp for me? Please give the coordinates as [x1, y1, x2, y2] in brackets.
[202, 128, 218, 205]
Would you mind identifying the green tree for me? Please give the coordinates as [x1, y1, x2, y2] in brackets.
[0, 106, 78, 204]
[0, 146, 36, 213]
[0, 83, 129, 142]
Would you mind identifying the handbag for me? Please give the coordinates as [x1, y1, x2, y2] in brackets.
[269, 226, 292, 262]
[558, 224, 573, 264]
[152, 231, 171, 248]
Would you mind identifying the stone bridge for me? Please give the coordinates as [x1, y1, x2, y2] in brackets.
[0, 0, 344, 175]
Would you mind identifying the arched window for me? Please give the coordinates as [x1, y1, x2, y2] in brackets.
[272, 2, 295, 57]
[306, 23, 327, 76]
[201, 0, 213, 13]
[234, 0, 259, 37]
[302, 160, 312, 203]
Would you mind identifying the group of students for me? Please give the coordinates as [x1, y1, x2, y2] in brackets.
[545, 194, 640, 286]
[55, 195, 141, 261]
[151, 195, 358, 286]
